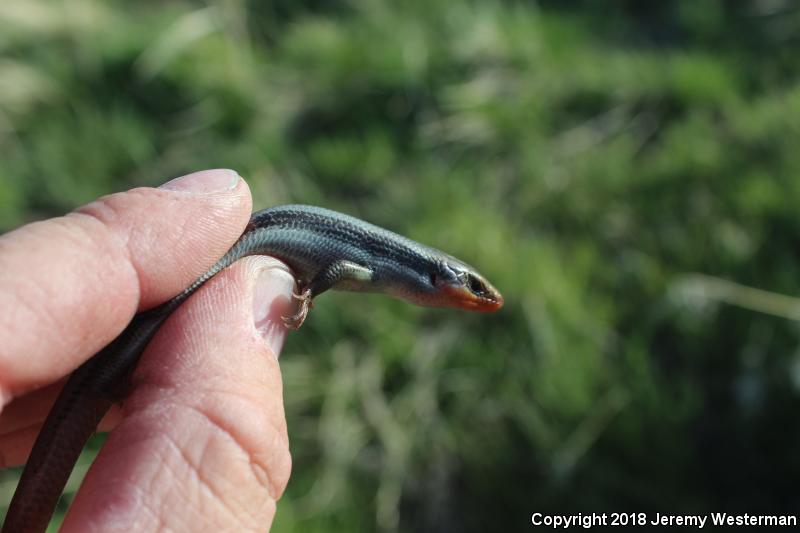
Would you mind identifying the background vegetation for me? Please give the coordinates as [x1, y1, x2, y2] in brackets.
[3, 0, 800, 530]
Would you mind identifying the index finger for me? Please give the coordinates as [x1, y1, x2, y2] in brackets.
[0, 169, 252, 401]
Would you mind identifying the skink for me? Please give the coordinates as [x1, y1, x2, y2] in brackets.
[1, 204, 503, 532]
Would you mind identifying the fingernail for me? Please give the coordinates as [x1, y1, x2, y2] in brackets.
[160, 169, 240, 194]
[253, 266, 295, 358]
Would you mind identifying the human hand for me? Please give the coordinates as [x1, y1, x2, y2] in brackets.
[0, 169, 293, 531]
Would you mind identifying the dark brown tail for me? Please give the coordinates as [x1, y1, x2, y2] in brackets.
[2, 371, 112, 533]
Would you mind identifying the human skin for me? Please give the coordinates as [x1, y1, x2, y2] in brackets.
[0, 169, 294, 532]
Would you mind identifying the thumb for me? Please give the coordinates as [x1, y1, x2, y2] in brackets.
[61, 256, 296, 532]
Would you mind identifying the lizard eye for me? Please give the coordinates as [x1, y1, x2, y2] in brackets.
[429, 272, 437, 286]
[467, 274, 488, 297]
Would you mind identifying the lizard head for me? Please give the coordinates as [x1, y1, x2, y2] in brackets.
[425, 257, 504, 312]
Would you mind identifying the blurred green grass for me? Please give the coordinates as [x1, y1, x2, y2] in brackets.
[3, 0, 800, 531]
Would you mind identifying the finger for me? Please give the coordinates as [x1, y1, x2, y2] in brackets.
[0, 169, 252, 401]
[61, 256, 295, 532]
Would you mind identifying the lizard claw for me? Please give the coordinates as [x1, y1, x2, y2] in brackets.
[282, 288, 313, 329]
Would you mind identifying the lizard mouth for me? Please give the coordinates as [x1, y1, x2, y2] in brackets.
[442, 282, 504, 312]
